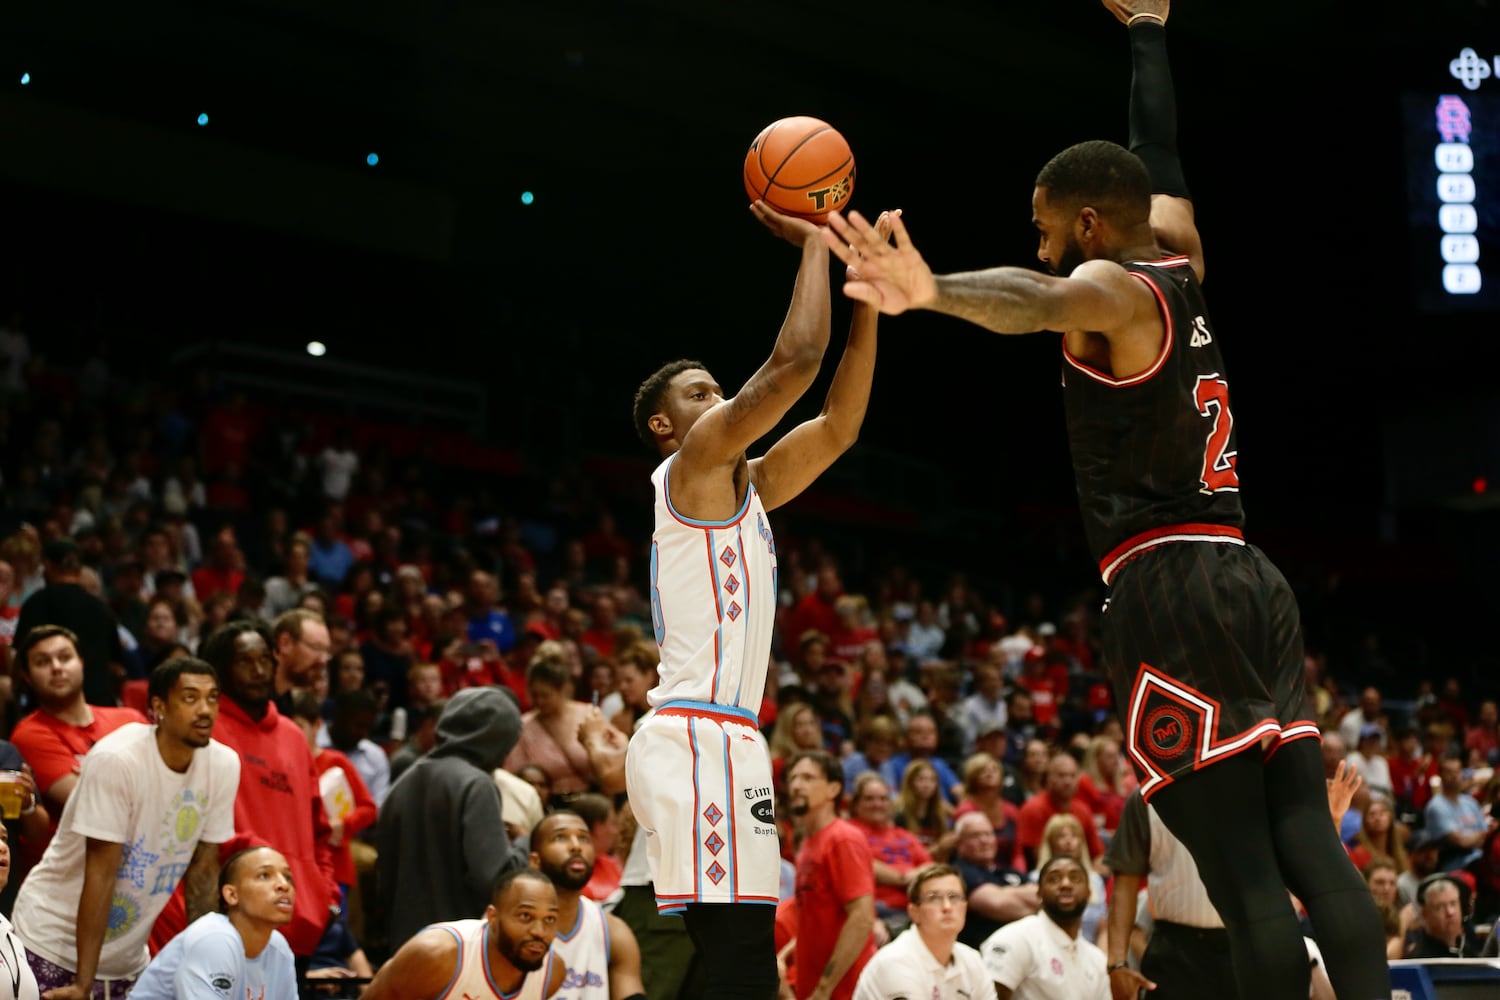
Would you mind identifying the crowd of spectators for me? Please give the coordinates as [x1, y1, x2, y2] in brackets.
[1, 325, 1499, 995]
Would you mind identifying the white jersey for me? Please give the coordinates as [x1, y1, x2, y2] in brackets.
[552, 897, 610, 1000]
[431, 919, 556, 1000]
[647, 454, 776, 712]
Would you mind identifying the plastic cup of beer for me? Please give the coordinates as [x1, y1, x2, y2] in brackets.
[0, 771, 26, 820]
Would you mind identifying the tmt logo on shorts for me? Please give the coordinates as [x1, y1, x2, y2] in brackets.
[1145, 704, 1192, 758]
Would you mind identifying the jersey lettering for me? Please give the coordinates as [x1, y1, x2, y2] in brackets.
[1193, 374, 1240, 493]
[1188, 315, 1213, 347]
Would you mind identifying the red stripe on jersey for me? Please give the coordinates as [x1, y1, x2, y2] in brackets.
[1061, 272, 1175, 387]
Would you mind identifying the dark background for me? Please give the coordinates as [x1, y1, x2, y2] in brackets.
[2, 1, 1498, 689]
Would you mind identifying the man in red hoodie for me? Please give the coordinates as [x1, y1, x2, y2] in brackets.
[150, 620, 339, 969]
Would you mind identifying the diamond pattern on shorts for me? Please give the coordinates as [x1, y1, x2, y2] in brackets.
[703, 803, 723, 826]
[725, 602, 741, 621]
[723, 574, 739, 595]
[720, 546, 736, 567]
[706, 861, 726, 884]
[704, 831, 724, 855]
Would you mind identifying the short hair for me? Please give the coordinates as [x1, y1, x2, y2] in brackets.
[272, 607, 324, 644]
[16, 624, 79, 666]
[148, 656, 218, 706]
[332, 688, 376, 719]
[1034, 139, 1152, 222]
[529, 808, 585, 847]
[785, 749, 842, 786]
[289, 688, 324, 723]
[570, 792, 615, 830]
[219, 845, 276, 913]
[632, 358, 705, 448]
[199, 620, 270, 675]
[42, 537, 82, 570]
[491, 866, 554, 903]
[1037, 853, 1087, 883]
[908, 862, 963, 904]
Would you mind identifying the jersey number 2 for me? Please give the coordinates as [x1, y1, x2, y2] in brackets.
[1193, 374, 1240, 493]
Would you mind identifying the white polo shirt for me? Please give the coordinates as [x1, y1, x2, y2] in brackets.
[854, 926, 996, 1000]
[979, 912, 1107, 1000]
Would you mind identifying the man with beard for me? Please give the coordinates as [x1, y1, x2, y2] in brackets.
[362, 868, 566, 999]
[979, 856, 1107, 1000]
[529, 811, 644, 999]
[784, 750, 877, 1000]
[852, 863, 995, 1000]
[822, 4, 1390, 999]
[271, 608, 332, 716]
[13, 657, 239, 999]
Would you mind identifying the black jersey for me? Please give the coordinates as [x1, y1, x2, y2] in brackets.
[1061, 256, 1245, 582]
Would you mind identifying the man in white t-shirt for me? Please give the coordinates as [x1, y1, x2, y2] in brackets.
[854, 863, 996, 1000]
[14, 657, 240, 999]
[317, 430, 360, 501]
[128, 845, 298, 1000]
[980, 856, 1107, 1000]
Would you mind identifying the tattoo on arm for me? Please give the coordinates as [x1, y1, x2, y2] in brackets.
[184, 844, 221, 924]
[725, 373, 779, 425]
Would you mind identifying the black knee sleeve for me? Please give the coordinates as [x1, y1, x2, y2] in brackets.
[683, 903, 779, 1000]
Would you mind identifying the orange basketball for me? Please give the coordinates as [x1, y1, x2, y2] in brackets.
[743, 116, 855, 224]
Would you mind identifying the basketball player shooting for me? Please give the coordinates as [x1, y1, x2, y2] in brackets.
[626, 199, 895, 1000]
[819, 3, 1390, 998]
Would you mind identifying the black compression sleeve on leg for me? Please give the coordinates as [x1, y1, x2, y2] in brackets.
[1128, 22, 1190, 199]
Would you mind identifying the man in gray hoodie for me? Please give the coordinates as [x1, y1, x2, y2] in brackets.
[376, 686, 526, 950]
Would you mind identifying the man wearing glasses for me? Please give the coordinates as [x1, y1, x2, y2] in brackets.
[271, 608, 332, 716]
[853, 863, 996, 1000]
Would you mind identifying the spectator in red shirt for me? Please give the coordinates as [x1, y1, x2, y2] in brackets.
[9, 625, 148, 835]
[577, 592, 620, 661]
[783, 564, 844, 658]
[785, 749, 877, 1000]
[1076, 734, 1136, 841]
[846, 772, 931, 929]
[289, 689, 377, 898]
[1465, 699, 1499, 768]
[830, 595, 878, 664]
[1016, 750, 1103, 870]
[190, 527, 246, 603]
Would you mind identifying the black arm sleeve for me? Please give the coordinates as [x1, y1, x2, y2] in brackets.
[1128, 22, 1190, 200]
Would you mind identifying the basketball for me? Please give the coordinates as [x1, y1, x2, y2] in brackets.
[743, 116, 855, 224]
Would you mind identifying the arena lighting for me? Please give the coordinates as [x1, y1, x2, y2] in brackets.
[306, 341, 327, 357]
[521, 191, 535, 205]
[20, 73, 30, 85]
[196, 113, 209, 126]
[366, 152, 379, 166]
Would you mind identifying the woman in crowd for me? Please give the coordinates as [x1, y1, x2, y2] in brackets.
[503, 643, 596, 801]
[1348, 793, 1410, 887]
[894, 757, 955, 859]
[134, 596, 186, 675]
[952, 752, 1024, 870]
[1077, 734, 1135, 845]
[768, 701, 822, 789]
